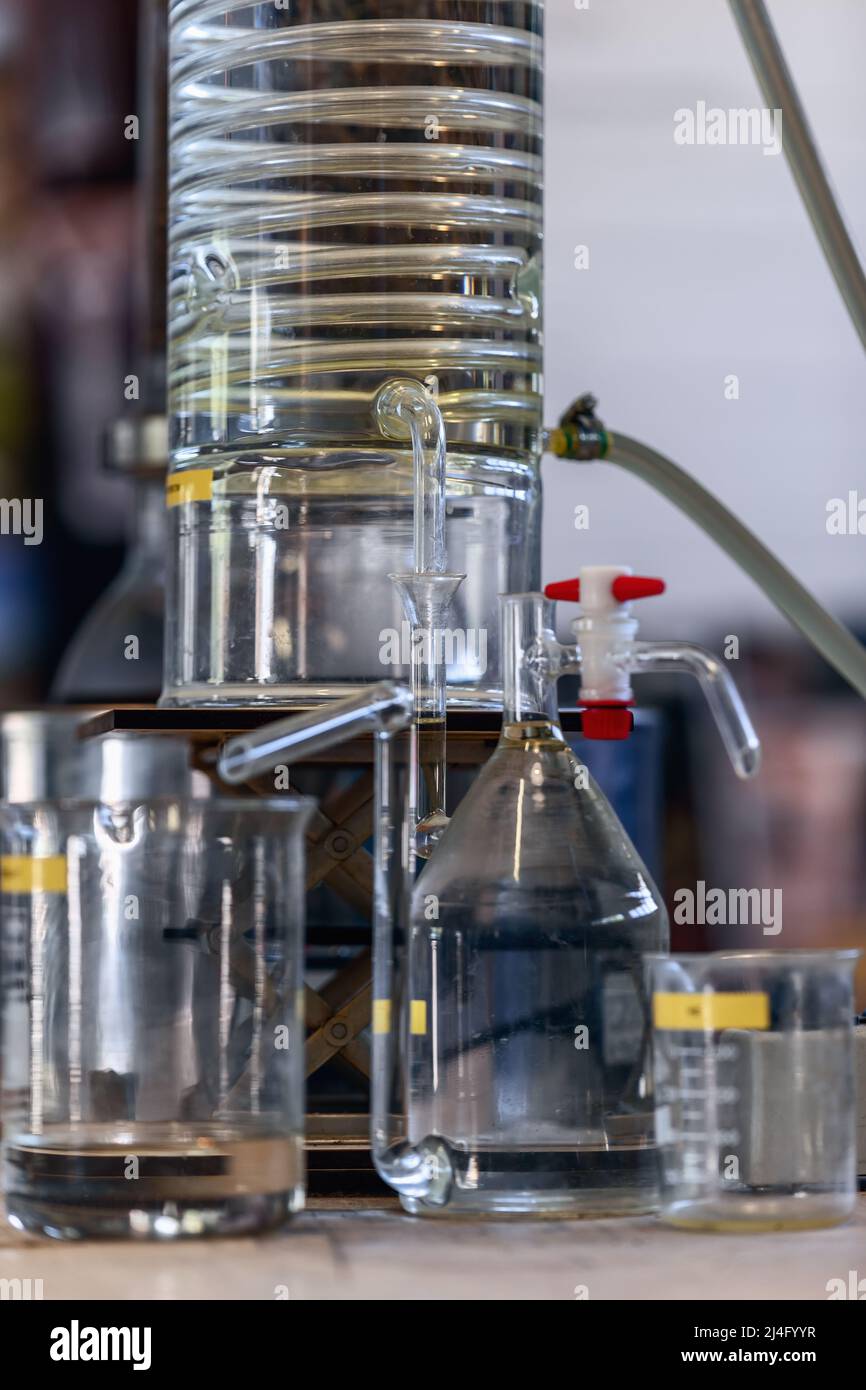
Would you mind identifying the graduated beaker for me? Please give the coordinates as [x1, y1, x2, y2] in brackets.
[648, 950, 859, 1231]
[1, 797, 312, 1239]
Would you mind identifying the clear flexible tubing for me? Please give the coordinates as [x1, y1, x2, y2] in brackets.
[729, 0, 866, 354]
[549, 411, 866, 703]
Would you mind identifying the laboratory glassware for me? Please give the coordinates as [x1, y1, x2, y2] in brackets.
[0, 719, 207, 1142]
[0, 714, 203, 803]
[217, 575, 761, 1217]
[53, 419, 170, 704]
[380, 378, 465, 854]
[162, 0, 543, 706]
[648, 950, 860, 1232]
[0, 796, 312, 1239]
[220, 659, 664, 1216]
[0, 711, 103, 803]
[393, 592, 669, 1215]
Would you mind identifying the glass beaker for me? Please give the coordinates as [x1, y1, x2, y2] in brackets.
[648, 950, 860, 1232]
[163, 0, 544, 705]
[0, 796, 313, 1239]
[0, 717, 204, 803]
[0, 711, 103, 803]
[0, 722, 208, 1142]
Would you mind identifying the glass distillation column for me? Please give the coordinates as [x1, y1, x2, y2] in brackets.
[163, 1, 543, 706]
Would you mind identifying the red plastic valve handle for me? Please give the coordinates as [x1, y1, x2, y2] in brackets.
[544, 579, 581, 601]
[544, 576, 665, 603]
[611, 576, 665, 602]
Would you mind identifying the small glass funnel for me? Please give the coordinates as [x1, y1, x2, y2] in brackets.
[1, 796, 313, 1240]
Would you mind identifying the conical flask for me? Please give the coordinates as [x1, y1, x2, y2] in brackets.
[401, 594, 668, 1216]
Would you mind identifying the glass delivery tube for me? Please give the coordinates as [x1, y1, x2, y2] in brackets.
[379, 378, 465, 855]
[163, 1, 544, 706]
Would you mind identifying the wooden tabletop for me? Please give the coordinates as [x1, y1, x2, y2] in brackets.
[2, 1198, 864, 1301]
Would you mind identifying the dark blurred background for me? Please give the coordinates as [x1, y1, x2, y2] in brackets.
[0, 0, 142, 702]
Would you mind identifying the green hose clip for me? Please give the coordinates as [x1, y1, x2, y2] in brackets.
[549, 393, 609, 460]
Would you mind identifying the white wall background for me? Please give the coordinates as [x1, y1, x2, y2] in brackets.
[542, 0, 866, 637]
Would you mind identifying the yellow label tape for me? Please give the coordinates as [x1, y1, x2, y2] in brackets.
[1, 855, 67, 895]
[410, 1000, 427, 1036]
[372, 999, 391, 1035]
[653, 992, 770, 1032]
[166, 469, 214, 508]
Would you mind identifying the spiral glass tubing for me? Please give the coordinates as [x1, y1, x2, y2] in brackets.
[168, 0, 544, 465]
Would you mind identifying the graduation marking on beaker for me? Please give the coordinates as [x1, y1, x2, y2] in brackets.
[0, 855, 68, 894]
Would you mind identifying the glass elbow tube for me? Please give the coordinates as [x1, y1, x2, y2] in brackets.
[629, 642, 761, 779]
[163, 1, 544, 706]
[376, 379, 449, 579]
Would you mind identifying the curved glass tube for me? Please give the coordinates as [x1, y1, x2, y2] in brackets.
[630, 641, 761, 780]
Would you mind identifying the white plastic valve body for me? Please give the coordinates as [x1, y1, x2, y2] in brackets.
[572, 565, 639, 703]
